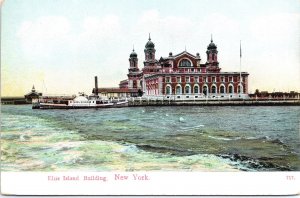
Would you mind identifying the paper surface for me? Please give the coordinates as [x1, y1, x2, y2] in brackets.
[1, 0, 300, 195]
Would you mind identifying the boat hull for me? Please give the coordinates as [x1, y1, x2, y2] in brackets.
[33, 102, 128, 109]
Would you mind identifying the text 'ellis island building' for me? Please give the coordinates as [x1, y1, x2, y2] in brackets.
[98, 35, 249, 99]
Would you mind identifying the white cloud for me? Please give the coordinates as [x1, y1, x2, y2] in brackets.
[16, 15, 122, 64]
[133, 10, 196, 52]
[249, 13, 300, 43]
[133, 10, 241, 56]
[199, 13, 241, 38]
[135, 9, 194, 38]
[17, 16, 71, 40]
[17, 16, 71, 60]
[81, 15, 121, 39]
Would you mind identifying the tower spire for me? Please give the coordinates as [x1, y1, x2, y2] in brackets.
[32, 85, 36, 92]
[149, 33, 151, 40]
[211, 34, 213, 42]
[133, 44, 135, 52]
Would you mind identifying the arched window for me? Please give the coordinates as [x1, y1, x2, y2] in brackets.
[228, 85, 234, 94]
[179, 59, 192, 67]
[133, 61, 136, 67]
[133, 80, 137, 88]
[194, 85, 199, 94]
[176, 85, 181, 94]
[185, 85, 191, 94]
[203, 85, 208, 95]
[220, 85, 225, 94]
[165, 85, 171, 95]
[211, 85, 217, 94]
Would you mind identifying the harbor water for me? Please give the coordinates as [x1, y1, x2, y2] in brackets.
[1, 105, 299, 171]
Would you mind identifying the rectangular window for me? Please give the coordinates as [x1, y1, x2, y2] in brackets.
[195, 77, 199, 83]
[177, 77, 181, 83]
[204, 77, 207, 83]
[186, 77, 190, 83]
[221, 77, 225, 82]
[229, 77, 233, 82]
[166, 77, 171, 83]
[212, 77, 216, 82]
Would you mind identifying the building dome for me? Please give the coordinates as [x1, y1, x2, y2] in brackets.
[145, 34, 155, 49]
[130, 49, 137, 58]
[207, 40, 217, 50]
[145, 39, 155, 49]
[207, 35, 217, 50]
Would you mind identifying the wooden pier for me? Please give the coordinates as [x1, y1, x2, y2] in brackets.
[1, 97, 29, 105]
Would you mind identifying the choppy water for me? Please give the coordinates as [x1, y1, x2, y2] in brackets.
[1, 105, 299, 171]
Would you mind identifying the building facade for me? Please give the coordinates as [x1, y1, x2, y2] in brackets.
[24, 85, 42, 102]
[120, 35, 249, 99]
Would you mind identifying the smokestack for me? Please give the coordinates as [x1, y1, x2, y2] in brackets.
[95, 76, 98, 96]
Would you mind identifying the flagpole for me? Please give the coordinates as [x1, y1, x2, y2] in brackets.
[239, 40, 242, 95]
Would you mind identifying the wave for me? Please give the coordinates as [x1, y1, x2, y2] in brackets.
[179, 124, 205, 132]
[116, 144, 140, 154]
[258, 136, 286, 145]
[218, 153, 292, 171]
[207, 135, 287, 146]
[207, 135, 233, 141]
[136, 144, 196, 156]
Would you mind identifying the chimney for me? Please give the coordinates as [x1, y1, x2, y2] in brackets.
[95, 76, 98, 96]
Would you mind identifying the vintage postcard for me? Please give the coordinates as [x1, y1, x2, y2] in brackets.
[1, 0, 299, 195]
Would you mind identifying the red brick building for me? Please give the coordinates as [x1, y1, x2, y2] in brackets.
[120, 35, 249, 99]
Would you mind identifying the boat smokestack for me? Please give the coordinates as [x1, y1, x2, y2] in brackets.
[95, 76, 98, 96]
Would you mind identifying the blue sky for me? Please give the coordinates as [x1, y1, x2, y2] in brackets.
[1, 0, 300, 96]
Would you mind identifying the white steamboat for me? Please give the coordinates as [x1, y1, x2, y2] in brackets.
[32, 76, 128, 109]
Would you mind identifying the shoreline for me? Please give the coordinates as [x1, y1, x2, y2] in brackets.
[128, 99, 300, 107]
[1, 97, 300, 107]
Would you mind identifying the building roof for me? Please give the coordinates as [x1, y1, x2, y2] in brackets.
[24, 92, 41, 97]
[145, 34, 155, 49]
[130, 49, 137, 58]
[207, 37, 217, 50]
[119, 79, 128, 83]
[173, 51, 197, 59]
[94, 88, 139, 93]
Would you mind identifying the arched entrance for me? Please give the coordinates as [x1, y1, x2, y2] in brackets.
[203, 85, 208, 95]
[228, 84, 234, 94]
[220, 85, 226, 94]
[211, 85, 217, 94]
[165, 85, 172, 95]
[194, 84, 199, 94]
[176, 84, 182, 94]
[185, 84, 191, 94]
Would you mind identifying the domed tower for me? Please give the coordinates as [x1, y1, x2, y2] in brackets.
[144, 33, 156, 61]
[128, 47, 141, 89]
[129, 47, 139, 72]
[206, 35, 220, 72]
